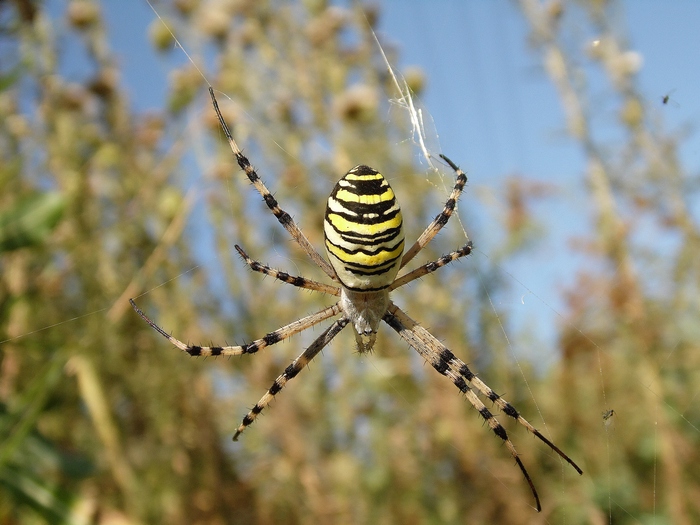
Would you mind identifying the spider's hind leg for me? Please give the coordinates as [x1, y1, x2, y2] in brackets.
[130, 299, 342, 357]
[451, 358, 583, 475]
[232, 317, 349, 440]
[383, 302, 542, 512]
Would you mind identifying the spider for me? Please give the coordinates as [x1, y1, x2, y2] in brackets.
[130, 87, 582, 511]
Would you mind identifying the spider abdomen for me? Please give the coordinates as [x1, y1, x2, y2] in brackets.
[324, 165, 404, 291]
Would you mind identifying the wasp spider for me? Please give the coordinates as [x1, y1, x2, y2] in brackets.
[130, 87, 582, 511]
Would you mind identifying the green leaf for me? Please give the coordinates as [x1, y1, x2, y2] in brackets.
[0, 192, 65, 252]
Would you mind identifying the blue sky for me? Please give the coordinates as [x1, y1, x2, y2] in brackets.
[57, 1, 700, 357]
[380, 1, 700, 355]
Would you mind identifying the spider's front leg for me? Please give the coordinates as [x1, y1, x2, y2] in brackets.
[400, 154, 468, 268]
[208, 87, 337, 281]
[234, 244, 340, 296]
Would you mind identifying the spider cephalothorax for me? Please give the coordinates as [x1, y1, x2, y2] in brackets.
[131, 87, 582, 512]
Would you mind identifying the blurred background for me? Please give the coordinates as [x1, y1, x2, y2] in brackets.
[1, 0, 699, 523]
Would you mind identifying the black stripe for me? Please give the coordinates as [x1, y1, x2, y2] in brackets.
[342, 282, 392, 292]
[334, 230, 402, 247]
[479, 406, 493, 421]
[325, 238, 404, 258]
[333, 178, 387, 196]
[454, 377, 469, 393]
[237, 154, 252, 173]
[341, 252, 402, 269]
[502, 402, 520, 419]
[335, 256, 402, 275]
[263, 193, 279, 211]
[263, 332, 281, 346]
[458, 363, 475, 381]
[325, 217, 403, 242]
[339, 224, 403, 240]
[439, 348, 456, 363]
[433, 358, 449, 375]
[341, 263, 400, 277]
[284, 362, 302, 380]
[328, 200, 399, 221]
[348, 165, 379, 176]
[242, 342, 258, 354]
[328, 209, 400, 228]
[493, 423, 508, 442]
[383, 312, 401, 331]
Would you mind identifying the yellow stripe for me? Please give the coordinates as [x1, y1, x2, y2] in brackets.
[325, 240, 404, 267]
[345, 173, 384, 181]
[335, 188, 395, 205]
[326, 212, 402, 235]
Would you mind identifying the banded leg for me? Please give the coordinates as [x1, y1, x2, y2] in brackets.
[130, 299, 342, 357]
[390, 242, 473, 291]
[382, 303, 542, 512]
[445, 351, 583, 475]
[209, 88, 337, 281]
[385, 302, 583, 475]
[233, 317, 350, 440]
[400, 154, 468, 268]
[235, 245, 340, 296]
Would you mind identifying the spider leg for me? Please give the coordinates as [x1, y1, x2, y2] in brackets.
[235, 244, 340, 296]
[447, 353, 583, 474]
[391, 242, 472, 291]
[209, 87, 337, 281]
[130, 299, 342, 357]
[385, 302, 583, 475]
[232, 317, 349, 440]
[383, 302, 541, 512]
[400, 154, 467, 269]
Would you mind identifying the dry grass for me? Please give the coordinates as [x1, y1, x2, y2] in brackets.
[0, 1, 698, 524]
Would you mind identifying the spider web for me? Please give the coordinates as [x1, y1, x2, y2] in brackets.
[3, 2, 700, 523]
[376, 3, 700, 525]
[369, 16, 585, 517]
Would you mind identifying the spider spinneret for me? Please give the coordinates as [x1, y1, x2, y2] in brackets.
[130, 86, 582, 512]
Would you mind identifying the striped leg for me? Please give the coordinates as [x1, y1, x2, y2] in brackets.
[130, 299, 341, 357]
[390, 242, 473, 291]
[235, 245, 340, 296]
[400, 154, 468, 268]
[444, 351, 583, 475]
[209, 88, 337, 281]
[386, 302, 582, 476]
[382, 303, 542, 512]
[233, 317, 350, 440]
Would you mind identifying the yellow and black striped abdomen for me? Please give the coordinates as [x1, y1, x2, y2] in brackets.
[324, 165, 404, 291]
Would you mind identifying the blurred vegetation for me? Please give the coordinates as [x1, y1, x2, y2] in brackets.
[0, 0, 699, 523]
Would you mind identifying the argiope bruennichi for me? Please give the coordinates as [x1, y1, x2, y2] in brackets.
[130, 87, 582, 512]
